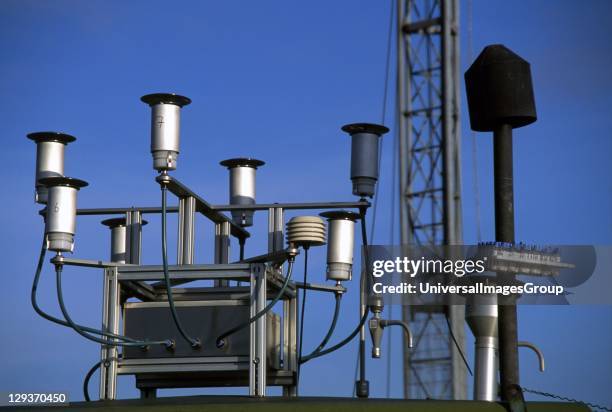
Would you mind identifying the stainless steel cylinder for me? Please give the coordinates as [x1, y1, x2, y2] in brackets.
[39, 177, 88, 252]
[220, 158, 265, 227]
[27, 132, 76, 204]
[320, 211, 359, 281]
[341, 123, 389, 198]
[102, 218, 127, 263]
[101, 217, 148, 263]
[141, 93, 191, 172]
[466, 293, 499, 401]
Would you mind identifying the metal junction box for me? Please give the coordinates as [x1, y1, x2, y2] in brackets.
[124, 301, 280, 366]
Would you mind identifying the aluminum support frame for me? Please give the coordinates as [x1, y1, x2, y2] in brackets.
[249, 264, 267, 396]
[99, 266, 120, 400]
[214, 221, 231, 287]
[177, 196, 196, 265]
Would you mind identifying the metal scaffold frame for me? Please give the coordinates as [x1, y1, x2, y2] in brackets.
[396, 0, 467, 400]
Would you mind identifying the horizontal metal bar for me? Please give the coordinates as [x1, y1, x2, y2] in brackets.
[74, 206, 179, 216]
[157, 175, 250, 240]
[404, 105, 442, 116]
[120, 356, 249, 366]
[121, 272, 250, 282]
[51, 256, 132, 269]
[118, 264, 252, 282]
[73, 200, 369, 217]
[118, 363, 246, 374]
[212, 201, 370, 212]
[238, 249, 293, 264]
[406, 187, 443, 197]
[119, 263, 251, 274]
[157, 286, 251, 296]
[124, 299, 247, 308]
[294, 281, 346, 294]
[402, 17, 442, 34]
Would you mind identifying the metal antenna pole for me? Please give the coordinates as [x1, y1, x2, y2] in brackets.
[493, 123, 522, 406]
[465, 43, 537, 408]
[397, 0, 466, 400]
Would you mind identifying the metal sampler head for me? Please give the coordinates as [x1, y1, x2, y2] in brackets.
[341, 123, 389, 198]
[27, 131, 77, 204]
[141, 93, 192, 172]
[320, 210, 359, 281]
[101, 217, 148, 263]
[220, 158, 265, 227]
[39, 176, 88, 253]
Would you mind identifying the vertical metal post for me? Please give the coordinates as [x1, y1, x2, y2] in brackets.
[214, 221, 231, 287]
[268, 208, 284, 253]
[126, 210, 144, 265]
[283, 291, 298, 396]
[270, 208, 294, 394]
[99, 267, 111, 400]
[494, 124, 521, 405]
[177, 196, 196, 265]
[356, 263, 369, 397]
[249, 263, 267, 396]
[100, 267, 119, 400]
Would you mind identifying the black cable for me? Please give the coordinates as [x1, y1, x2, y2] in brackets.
[444, 312, 473, 376]
[161, 185, 200, 348]
[31, 236, 169, 346]
[55, 265, 170, 348]
[301, 214, 371, 364]
[301, 305, 369, 363]
[216, 260, 294, 346]
[300, 293, 342, 363]
[297, 248, 309, 383]
[523, 387, 612, 412]
[83, 356, 121, 402]
[83, 360, 101, 402]
[369, 0, 395, 243]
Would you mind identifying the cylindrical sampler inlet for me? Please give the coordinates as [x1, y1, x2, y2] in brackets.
[101, 217, 148, 263]
[39, 177, 88, 253]
[27, 132, 76, 204]
[220, 158, 265, 227]
[320, 211, 359, 281]
[140, 93, 192, 172]
[341, 123, 389, 198]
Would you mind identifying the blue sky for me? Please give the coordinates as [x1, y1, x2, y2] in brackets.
[1, 0, 611, 406]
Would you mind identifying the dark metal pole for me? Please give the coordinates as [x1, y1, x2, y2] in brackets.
[493, 123, 523, 407]
[356, 206, 370, 398]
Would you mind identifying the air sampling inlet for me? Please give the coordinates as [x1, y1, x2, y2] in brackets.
[39, 176, 88, 252]
[27, 132, 76, 204]
[141, 93, 191, 172]
[341, 123, 389, 198]
[320, 211, 358, 281]
[220, 158, 265, 227]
